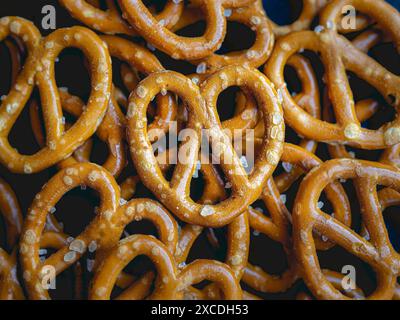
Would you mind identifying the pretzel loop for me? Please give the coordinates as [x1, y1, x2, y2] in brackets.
[0, 25, 112, 173]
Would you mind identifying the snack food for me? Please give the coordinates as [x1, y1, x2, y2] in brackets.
[0, 0, 398, 301]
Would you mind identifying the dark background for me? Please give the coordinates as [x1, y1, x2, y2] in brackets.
[0, 0, 399, 300]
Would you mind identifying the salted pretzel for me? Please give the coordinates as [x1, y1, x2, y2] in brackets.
[118, 0, 228, 60]
[172, 0, 274, 73]
[90, 235, 242, 300]
[127, 65, 284, 227]
[265, 10, 400, 149]
[293, 159, 400, 299]
[114, 156, 250, 299]
[29, 87, 126, 177]
[0, 18, 112, 173]
[20, 163, 179, 299]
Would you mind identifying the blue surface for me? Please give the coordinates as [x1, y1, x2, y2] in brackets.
[262, 0, 400, 24]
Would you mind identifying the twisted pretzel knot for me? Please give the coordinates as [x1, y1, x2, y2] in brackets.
[0, 18, 112, 173]
[19, 163, 179, 299]
[265, 0, 400, 149]
[90, 235, 242, 300]
[293, 159, 400, 300]
[127, 65, 284, 227]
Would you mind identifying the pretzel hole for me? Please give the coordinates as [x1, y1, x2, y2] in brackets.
[91, 0, 109, 10]
[284, 65, 303, 97]
[111, 255, 156, 299]
[272, 166, 301, 210]
[184, 227, 219, 263]
[142, 0, 170, 14]
[217, 86, 242, 122]
[0, 37, 27, 96]
[55, 48, 91, 105]
[248, 231, 289, 279]
[154, 49, 196, 74]
[250, 199, 271, 219]
[123, 220, 158, 242]
[215, 21, 255, 55]
[8, 90, 43, 155]
[282, 124, 303, 146]
[176, 20, 206, 38]
[352, 72, 395, 128]
[369, 42, 400, 77]
[52, 187, 99, 238]
[87, 134, 109, 166]
[264, 0, 303, 26]
[380, 203, 400, 254]
[189, 169, 206, 202]
[317, 245, 377, 298]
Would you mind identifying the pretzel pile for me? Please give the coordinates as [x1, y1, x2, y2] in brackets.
[0, 0, 399, 300]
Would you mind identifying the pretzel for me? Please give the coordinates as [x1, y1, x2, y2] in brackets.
[89, 235, 242, 300]
[127, 65, 284, 227]
[29, 87, 126, 177]
[293, 159, 400, 299]
[239, 143, 351, 293]
[20, 163, 179, 299]
[118, 0, 227, 60]
[265, 19, 400, 149]
[173, 0, 274, 73]
[0, 19, 112, 173]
